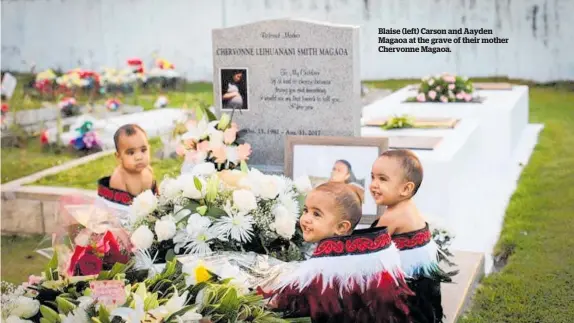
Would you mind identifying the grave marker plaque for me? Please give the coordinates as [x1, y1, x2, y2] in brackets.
[212, 19, 361, 167]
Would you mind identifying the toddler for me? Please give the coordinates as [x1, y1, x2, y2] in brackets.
[370, 149, 455, 323]
[97, 124, 157, 209]
[264, 182, 412, 323]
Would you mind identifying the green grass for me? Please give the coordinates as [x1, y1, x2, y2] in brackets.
[456, 87, 574, 322]
[32, 137, 183, 189]
[1, 235, 52, 284]
[0, 137, 77, 183]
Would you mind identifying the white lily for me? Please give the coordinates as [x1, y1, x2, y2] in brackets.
[110, 294, 146, 323]
[148, 289, 190, 319]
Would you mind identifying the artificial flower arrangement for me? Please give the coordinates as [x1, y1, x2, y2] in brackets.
[0, 199, 288, 323]
[34, 69, 58, 97]
[146, 56, 180, 90]
[100, 68, 142, 94]
[177, 109, 252, 172]
[58, 97, 81, 117]
[127, 161, 313, 264]
[1, 102, 8, 126]
[68, 121, 103, 154]
[56, 69, 101, 93]
[406, 72, 477, 103]
[105, 98, 121, 112]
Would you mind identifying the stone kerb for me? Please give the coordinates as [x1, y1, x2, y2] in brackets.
[1, 150, 113, 235]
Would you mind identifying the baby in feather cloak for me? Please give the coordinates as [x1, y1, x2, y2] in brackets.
[261, 182, 413, 323]
[370, 149, 457, 323]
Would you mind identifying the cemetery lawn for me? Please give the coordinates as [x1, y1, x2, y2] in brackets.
[1, 137, 76, 183]
[32, 137, 182, 189]
[1, 235, 51, 284]
[6, 73, 212, 111]
[456, 84, 574, 323]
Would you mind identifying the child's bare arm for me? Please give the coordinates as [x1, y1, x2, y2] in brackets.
[109, 168, 127, 191]
[375, 215, 400, 236]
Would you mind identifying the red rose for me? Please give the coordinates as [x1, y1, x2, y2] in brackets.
[67, 245, 88, 276]
[77, 253, 103, 276]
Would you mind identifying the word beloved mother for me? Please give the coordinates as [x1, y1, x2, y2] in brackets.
[215, 47, 349, 56]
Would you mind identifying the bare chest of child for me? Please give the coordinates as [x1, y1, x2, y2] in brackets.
[111, 166, 155, 197]
[378, 205, 427, 236]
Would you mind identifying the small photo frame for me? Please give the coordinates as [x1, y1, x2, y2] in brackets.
[285, 136, 389, 224]
[220, 68, 249, 111]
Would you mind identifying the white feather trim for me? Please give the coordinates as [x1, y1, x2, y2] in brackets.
[274, 243, 404, 295]
[397, 239, 440, 277]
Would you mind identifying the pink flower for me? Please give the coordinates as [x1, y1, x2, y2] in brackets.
[464, 93, 472, 102]
[223, 127, 237, 145]
[428, 90, 437, 100]
[237, 143, 252, 161]
[185, 150, 207, 164]
[456, 91, 466, 100]
[439, 96, 448, 103]
[442, 75, 456, 83]
[183, 138, 196, 149]
[211, 146, 227, 164]
[435, 86, 442, 92]
[28, 275, 43, 285]
[448, 84, 455, 90]
[197, 140, 211, 152]
[176, 145, 186, 156]
[416, 93, 426, 102]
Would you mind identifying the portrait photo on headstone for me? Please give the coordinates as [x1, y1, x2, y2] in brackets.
[284, 136, 388, 222]
[220, 68, 249, 111]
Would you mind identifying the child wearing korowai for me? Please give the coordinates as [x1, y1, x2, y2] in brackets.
[369, 149, 458, 323]
[97, 124, 158, 222]
[259, 182, 413, 323]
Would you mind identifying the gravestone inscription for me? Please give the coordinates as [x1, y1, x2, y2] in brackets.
[212, 19, 361, 167]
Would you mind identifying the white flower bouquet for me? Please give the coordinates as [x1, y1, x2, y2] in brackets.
[177, 109, 252, 173]
[128, 162, 313, 264]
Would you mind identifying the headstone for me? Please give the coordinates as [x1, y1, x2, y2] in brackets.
[1, 73, 17, 99]
[212, 19, 361, 167]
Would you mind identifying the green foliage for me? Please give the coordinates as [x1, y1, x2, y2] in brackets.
[199, 282, 287, 323]
[381, 115, 415, 130]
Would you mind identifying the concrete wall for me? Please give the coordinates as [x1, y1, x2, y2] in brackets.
[2, 0, 573, 82]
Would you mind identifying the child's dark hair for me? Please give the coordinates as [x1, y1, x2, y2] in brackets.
[113, 124, 147, 151]
[380, 149, 423, 196]
[315, 182, 364, 230]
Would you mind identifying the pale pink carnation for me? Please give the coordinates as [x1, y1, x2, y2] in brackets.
[223, 127, 237, 145]
[196, 140, 211, 152]
[237, 143, 252, 161]
[176, 145, 186, 156]
[448, 84, 455, 90]
[28, 275, 43, 285]
[456, 91, 466, 100]
[428, 90, 437, 100]
[464, 93, 472, 102]
[211, 146, 227, 164]
[416, 93, 426, 102]
[183, 138, 196, 149]
[439, 96, 448, 103]
[435, 86, 442, 92]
